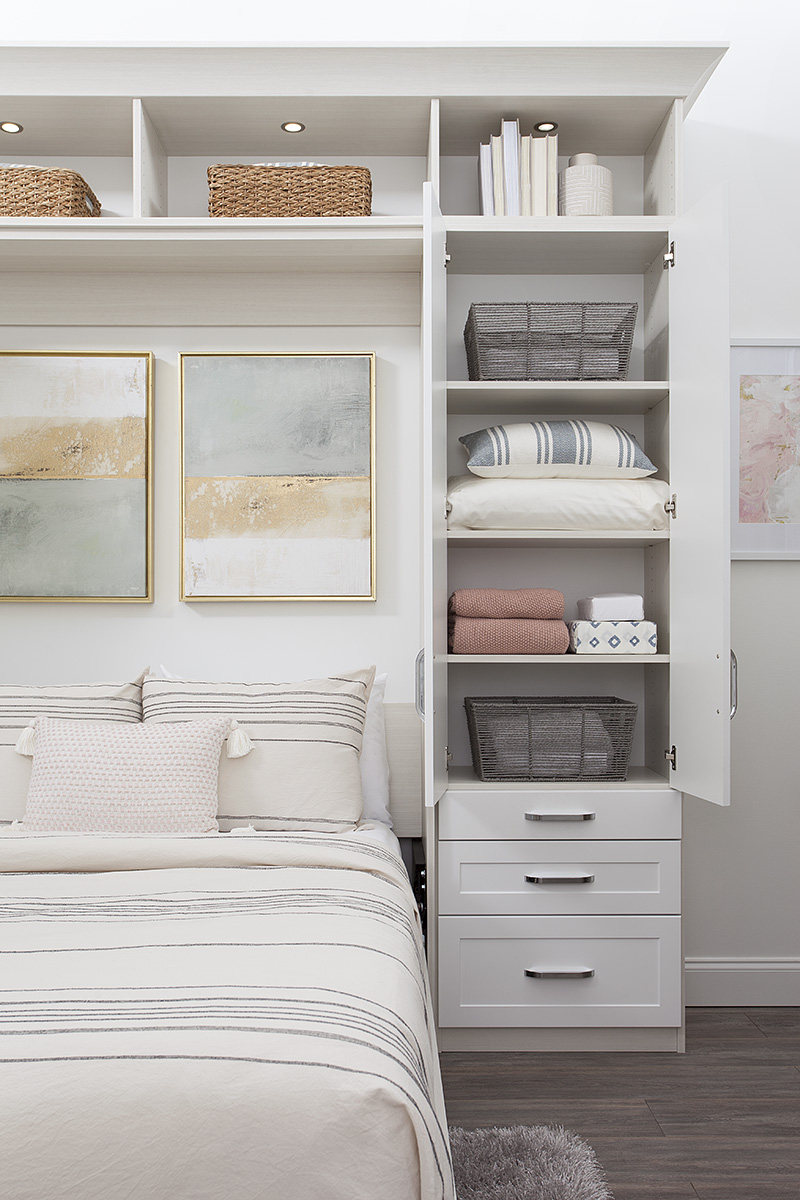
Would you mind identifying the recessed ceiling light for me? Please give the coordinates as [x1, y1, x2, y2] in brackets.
[534, 121, 558, 133]
[0, 122, 23, 134]
[281, 121, 306, 134]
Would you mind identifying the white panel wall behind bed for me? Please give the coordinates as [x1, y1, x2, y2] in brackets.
[0, 323, 422, 701]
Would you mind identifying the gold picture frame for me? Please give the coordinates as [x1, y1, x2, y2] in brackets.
[0, 350, 154, 603]
[180, 352, 376, 601]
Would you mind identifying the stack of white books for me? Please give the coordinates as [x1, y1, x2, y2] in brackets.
[479, 119, 558, 217]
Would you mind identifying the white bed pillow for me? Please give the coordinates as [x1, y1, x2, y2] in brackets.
[154, 665, 393, 829]
[447, 475, 671, 531]
[142, 667, 375, 832]
[0, 674, 146, 826]
[459, 420, 657, 479]
[19, 716, 235, 834]
[360, 673, 392, 827]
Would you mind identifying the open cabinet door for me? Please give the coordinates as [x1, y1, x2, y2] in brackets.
[668, 189, 731, 805]
[422, 183, 449, 807]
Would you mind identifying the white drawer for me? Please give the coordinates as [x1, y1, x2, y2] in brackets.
[438, 915, 681, 1027]
[439, 840, 681, 916]
[439, 788, 681, 841]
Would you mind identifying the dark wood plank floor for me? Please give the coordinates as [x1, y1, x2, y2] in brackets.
[440, 1008, 800, 1199]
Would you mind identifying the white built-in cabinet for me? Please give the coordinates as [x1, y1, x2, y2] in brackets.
[0, 43, 730, 1052]
[421, 46, 731, 1052]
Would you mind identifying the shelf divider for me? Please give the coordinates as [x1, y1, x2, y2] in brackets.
[446, 654, 669, 664]
[447, 380, 670, 415]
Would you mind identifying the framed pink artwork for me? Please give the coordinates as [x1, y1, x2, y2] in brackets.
[731, 340, 800, 559]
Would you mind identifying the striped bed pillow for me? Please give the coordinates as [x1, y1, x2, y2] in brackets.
[142, 667, 375, 831]
[459, 420, 657, 479]
[0, 675, 145, 825]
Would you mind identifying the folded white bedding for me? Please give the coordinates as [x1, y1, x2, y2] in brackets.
[447, 474, 671, 531]
[577, 593, 645, 620]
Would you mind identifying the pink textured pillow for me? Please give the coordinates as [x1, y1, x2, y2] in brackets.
[20, 716, 237, 834]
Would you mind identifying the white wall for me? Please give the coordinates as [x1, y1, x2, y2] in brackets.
[0, 322, 422, 699]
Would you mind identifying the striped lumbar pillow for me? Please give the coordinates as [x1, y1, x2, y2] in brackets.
[142, 667, 375, 832]
[0, 675, 146, 826]
[459, 419, 657, 479]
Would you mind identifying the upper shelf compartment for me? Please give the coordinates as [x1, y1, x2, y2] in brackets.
[0, 44, 727, 224]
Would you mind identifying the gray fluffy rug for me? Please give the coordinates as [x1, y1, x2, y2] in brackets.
[449, 1124, 613, 1200]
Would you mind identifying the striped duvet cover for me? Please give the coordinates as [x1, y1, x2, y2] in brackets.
[0, 830, 454, 1200]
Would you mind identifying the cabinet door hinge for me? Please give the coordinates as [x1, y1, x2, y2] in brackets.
[664, 493, 677, 518]
[664, 745, 677, 770]
[444, 248, 451, 269]
[445, 745, 452, 770]
[663, 241, 676, 269]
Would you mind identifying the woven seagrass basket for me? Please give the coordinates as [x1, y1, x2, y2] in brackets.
[465, 695, 637, 782]
[0, 166, 101, 217]
[464, 300, 637, 381]
[207, 164, 372, 218]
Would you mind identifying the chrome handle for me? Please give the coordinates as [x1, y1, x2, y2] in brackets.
[525, 874, 595, 885]
[525, 812, 596, 822]
[525, 969, 595, 980]
[730, 649, 738, 719]
[414, 649, 424, 720]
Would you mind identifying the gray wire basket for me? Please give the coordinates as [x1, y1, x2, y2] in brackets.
[464, 695, 637, 782]
[464, 301, 638, 381]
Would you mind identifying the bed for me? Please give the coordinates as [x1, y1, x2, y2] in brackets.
[0, 672, 453, 1200]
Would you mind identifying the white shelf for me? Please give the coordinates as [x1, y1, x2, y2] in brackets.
[446, 764, 675, 791]
[0, 217, 424, 274]
[446, 654, 669, 664]
[447, 380, 670, 415]
[447, 529, 669, 549]
[445, 217, 671, 275]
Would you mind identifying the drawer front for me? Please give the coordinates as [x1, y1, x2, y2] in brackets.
[439, 840, 681, 916]
[438, 915, 681, 1027]
[439, 788, 681, 841]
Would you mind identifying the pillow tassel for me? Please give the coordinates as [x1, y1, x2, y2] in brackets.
[226, 720, 253, 759]
[15, 723, 36, 757]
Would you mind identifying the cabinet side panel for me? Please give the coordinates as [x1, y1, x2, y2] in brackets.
[427, 99, 440, 195]
[422, 184, 449, 806]
[644, 99, 682, 218]
[424, 803, 439, 1026]
[132, 99, 168, 219]
[643, 251, 670, 381]
[645, 543, 670, 779]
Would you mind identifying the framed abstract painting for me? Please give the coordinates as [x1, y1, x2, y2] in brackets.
[180, 352, 375, 600]
[0, 351, 153, 601]
[731, 341, 800, 559]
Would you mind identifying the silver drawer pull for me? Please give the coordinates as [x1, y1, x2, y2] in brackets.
[525, 812, 596, 822]
[525, 874, 595, 885]
[525, 969, 595, 980]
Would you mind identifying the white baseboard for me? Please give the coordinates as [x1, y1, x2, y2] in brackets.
[685, 957, 800, 1006]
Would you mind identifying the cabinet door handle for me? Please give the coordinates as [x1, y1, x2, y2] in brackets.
[525, 968, 595, 979]
[414, 649, 424, 719]
[730, 648, 738, 719]
[525, 874, 595, 885]
[525, 811, 596, 822]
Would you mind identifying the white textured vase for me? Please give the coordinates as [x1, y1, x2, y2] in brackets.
[558, 153, 613, 216]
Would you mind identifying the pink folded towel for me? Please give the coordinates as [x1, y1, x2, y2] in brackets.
[449, 588, 565, 621]
[449, 617, 570, 655]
